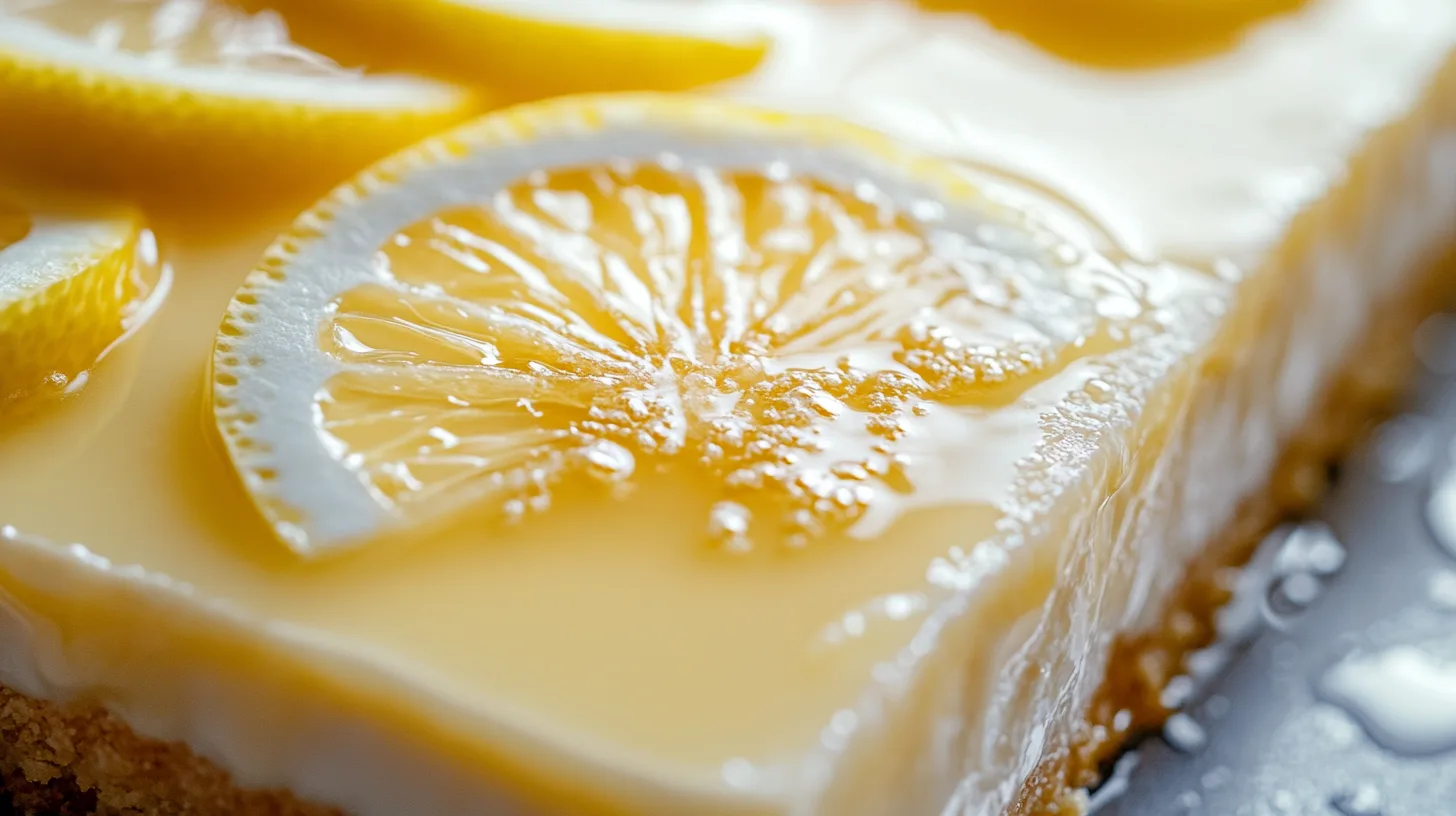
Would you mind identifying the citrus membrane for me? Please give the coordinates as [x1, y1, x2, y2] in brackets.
[0, 196, 167, 409]
[254, 0, 770, 99]
[212, 94, 1163, 557]
[0, 0, 478, 196]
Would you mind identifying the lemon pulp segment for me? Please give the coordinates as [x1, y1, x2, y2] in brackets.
[0, 200, 163, 409]
[0, 0, 477, 197]
[252, 0, 768, 99]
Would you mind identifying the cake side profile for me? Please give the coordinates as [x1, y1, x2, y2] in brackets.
[1, 1, 1456, 815]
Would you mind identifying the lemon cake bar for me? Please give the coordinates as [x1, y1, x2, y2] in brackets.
[2, 1, 1456, 816]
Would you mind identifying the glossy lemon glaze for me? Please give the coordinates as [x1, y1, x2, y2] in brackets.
[1, 2, 1455, 816]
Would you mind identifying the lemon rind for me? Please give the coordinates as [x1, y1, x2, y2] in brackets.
[0, 16, 469, 110]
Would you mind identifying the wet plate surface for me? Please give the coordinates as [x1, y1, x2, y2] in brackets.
[1099, 315, 1456, 816]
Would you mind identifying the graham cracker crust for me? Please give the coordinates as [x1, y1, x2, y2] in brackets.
[0, 274, 1451, 816]
[0, 685, 335, 816]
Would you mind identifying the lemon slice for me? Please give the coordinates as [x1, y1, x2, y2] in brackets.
[0, 196, 166, 410]
[0, 0, 478, 196]
[262, 0, 769, 99]
[918, 0, 1308, 65]
[212, 93, 1131, 556]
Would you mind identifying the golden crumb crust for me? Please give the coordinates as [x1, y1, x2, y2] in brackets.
[0, 685, 337, 816]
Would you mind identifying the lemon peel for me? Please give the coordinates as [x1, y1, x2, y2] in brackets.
[255, 0, 769, 100]
[0, 0, 479, 198]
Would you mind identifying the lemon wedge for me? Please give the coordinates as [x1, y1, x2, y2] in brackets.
[211, 93, 1132, 556]
[0, 0, 478, 197]
[261, 0, 769, 99]
[0, 196, 166, 410]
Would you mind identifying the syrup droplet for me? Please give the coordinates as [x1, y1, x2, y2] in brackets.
[1367, 414, 1436, 484]
[707, 501, 752, 553]
[1429, 570, 1456, 612]
[579, 439, 635, 483]
[1318, 645, 1456, 755]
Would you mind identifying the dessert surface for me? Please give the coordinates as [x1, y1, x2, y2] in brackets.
[0, 2, 1455, 816]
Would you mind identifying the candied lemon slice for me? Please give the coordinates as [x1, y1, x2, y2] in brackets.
[212, 94, 1151, 556]
[260, 0, 769, 99]
[0, 0, 478, 196]
[0, 196, 165, 410]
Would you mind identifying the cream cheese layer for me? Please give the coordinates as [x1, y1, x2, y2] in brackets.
[1, 2, 1455, 816]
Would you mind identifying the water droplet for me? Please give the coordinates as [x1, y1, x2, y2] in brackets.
[1429, 570, 1456, 612]
[1204, 694, 1231, 721]
[1367, 414, 1436, 483]
[1414, 313, 1456, 374]
[1427, 466, 1456, 560]
[1173, 790, 1202, 810]
[1164, 712, 1207, 754]
[1330, 784, 1383, 816]
[1318, 645, 1456, 755]
[1200, 766, 1231, 790]
[1112, 709, 1133, 733]
[1160, 674, 1196, 710]
[1275, 522, 1346, 576]
[1266, 572, 1323, 619]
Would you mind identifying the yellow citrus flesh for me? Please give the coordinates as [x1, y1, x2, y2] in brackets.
[0, 0, 479, 200]
[314, 167, 1041, 548]
[0, 198, 164, 411]
[252, 0, 768, 100]
[919, 0, 1309, 66]
[211, 93, 1166, 557]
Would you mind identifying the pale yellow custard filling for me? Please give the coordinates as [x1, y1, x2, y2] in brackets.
[0, 1, 1455, 816]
